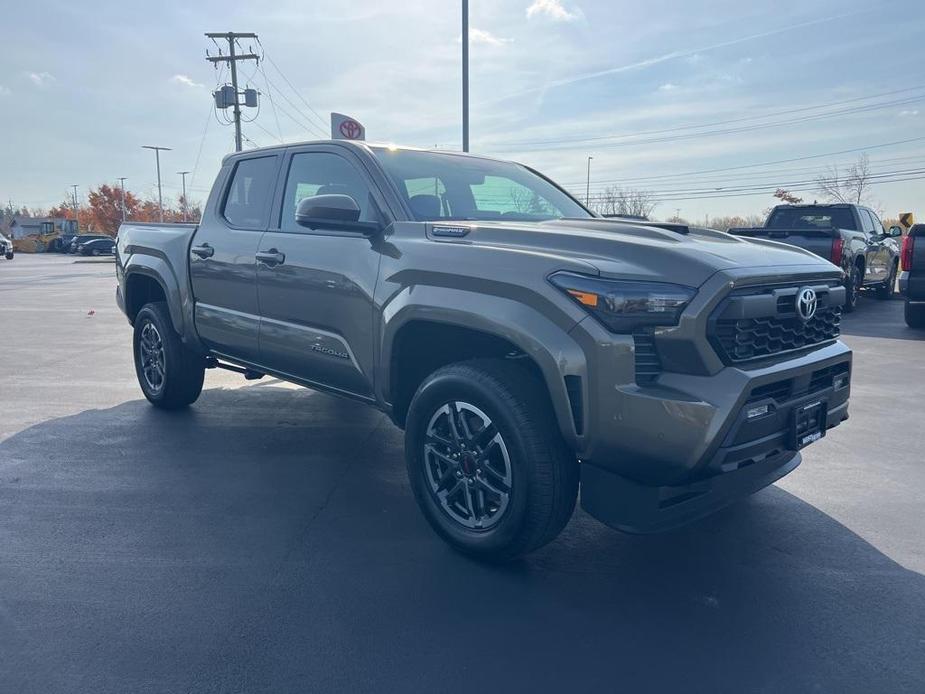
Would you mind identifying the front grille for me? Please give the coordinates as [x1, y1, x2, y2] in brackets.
[713, 306, 841, 362]
[633, 330, 662, 384]
[708, 279, 842, 364]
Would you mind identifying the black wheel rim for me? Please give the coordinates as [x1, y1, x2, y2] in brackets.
[423, 401, 512, 530]
[138, 321, 166, 394]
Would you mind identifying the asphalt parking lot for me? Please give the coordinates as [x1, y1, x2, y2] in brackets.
[1, 253, 924, 693]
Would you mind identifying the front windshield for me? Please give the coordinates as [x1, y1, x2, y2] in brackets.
[372, 147, 591, 222]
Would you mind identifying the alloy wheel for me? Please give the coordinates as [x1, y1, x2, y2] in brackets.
[423, 401, 512, 530]
[138, 321, 166, 394]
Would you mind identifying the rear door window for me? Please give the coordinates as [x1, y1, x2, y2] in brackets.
[223, 156, 278, 229]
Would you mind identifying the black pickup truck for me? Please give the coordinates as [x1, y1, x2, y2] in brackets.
[900, 223, 925, 327]
[730, 204, 903, 312]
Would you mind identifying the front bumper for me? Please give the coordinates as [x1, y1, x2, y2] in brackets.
[579, 342, 851, 532]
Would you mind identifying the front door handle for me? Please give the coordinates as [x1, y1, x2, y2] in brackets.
[191, 243, 214, 259]
[256, 249, 286, 266]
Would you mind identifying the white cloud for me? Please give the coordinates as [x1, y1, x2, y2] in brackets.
[899, 110, 920, 117]
[170, 74, 204, 89]
[27, 71, 55, 87]
[526, 0, 581, 22]
[658, 83, 678, 92]
[0, 85, 11, 97]
[464, 28, 514, 46]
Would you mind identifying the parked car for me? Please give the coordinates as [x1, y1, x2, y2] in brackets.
[729, 204, 903, 312]
[899, 223, 925, 328]
[0, 232, 13, 260]
[68, 234, 111, 254]
[79, 238, 116, 256]
[116, 142, 851, 560]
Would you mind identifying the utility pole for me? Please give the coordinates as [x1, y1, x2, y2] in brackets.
[461, 1, 469, 152]
[177, 171, 190, 222]
[206, 32, 260, 152]
[675, 207, 681, 220]
[586, 156, 593, 207]
[142, 145, 171, 222]
[70, 184, 80, 231]
[117, 177, 128, 222]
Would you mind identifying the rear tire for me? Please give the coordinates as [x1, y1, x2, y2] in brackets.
[405, 359, 579, 561]
[843, 264, 861, 312]
[906, 301, 925, 329]
[875, 261, 897, 299]
[133, 302, 205, 409]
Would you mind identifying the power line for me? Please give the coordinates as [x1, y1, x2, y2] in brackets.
[576, 171, 925, 204]
[493, 95, 925, 153]
[259, 46, 330, 133]
[555, 136, 925, 187]
[498, 85, 925, 148]
[257, 61, 284, 143]
[582, 158, 925, 195]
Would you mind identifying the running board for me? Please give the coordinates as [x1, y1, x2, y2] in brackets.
[204, 356, 264, 380]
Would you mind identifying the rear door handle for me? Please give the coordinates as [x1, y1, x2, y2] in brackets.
[256, 249, 286, 266]
[191, 243, 214, 259]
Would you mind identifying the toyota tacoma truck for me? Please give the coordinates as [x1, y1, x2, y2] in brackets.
[729, 203, 903, 312]
[115, 142, 852, 560]
[899, 223, 925, 327]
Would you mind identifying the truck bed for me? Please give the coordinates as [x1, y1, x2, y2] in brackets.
[728, 226, 839, 262]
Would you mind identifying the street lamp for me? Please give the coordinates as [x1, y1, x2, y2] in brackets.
[177, 171, 191, 222]
[586, 156, 593, 207]
[142, 145, 171, 222]
[70, 184, 80, 231]
[117, 177, 128, 222]
[462, 0, 469, 152]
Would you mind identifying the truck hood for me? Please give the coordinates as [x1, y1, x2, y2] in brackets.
[455, 218, 838, 287]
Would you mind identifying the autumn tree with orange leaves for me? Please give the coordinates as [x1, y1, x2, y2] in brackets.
[43, 184, 201, 233]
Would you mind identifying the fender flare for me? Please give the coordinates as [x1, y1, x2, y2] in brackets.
[123, 256, 185, 336]
[378, 285, 588, 449]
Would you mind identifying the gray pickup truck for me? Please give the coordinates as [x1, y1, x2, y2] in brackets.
[116, 142, 852, 560]
[730, 204, 903, 312]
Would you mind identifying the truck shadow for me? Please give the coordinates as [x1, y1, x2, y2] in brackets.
[839, 295, 923, 340]
[1, 386, 923, 692]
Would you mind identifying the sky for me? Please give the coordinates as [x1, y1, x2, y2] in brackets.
[1, 0, 924, 222]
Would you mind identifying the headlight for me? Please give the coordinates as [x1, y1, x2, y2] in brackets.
[550, 272, 696, 333]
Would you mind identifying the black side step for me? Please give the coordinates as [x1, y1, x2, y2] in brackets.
[204, 357, 264, 380]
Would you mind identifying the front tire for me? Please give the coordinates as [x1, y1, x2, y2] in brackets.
[843, 264, 861, 312]
[133, 302, 205, 409]
[906, 301, 925, 328]
[405, 359, 578, 561]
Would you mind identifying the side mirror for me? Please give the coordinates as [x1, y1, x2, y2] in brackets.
[295, 194, 380, 234]
[889, 225, 904, 238]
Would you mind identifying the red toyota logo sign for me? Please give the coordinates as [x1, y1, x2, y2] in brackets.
[339, 119, 362, 139]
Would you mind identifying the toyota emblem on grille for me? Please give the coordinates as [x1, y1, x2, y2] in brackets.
[796, 287, 818, 322]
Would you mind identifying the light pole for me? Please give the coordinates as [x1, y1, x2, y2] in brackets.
[117, 177, 128, 222]
[70, 184, 80, 231]
[142, 145, 171, 222]
[586, 156, 593, 207]
[177, 171, 191, 222]
[462, 0, 469, 152]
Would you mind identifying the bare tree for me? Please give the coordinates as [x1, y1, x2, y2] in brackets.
[593, 186, 658, 218]
[773, 188, 803, 204]
[815, 154, 873, 204]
